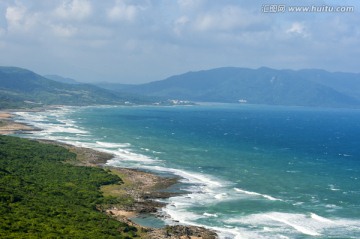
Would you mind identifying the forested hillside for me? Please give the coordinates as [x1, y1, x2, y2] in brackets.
[0, 135, 138, 238]
[0, 66, 151, 109]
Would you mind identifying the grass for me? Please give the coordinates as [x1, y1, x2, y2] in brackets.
[100, 169, 136, 208]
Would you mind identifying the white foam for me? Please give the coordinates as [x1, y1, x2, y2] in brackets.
[15, 112, 48, 122]
[234, 188, 282, 201]
[162, 205, 205, 225]
[225, 211, 360, 238]
[328, 184, 341, 191]
[265, 214, 321, 236]
[109, 150, 158, 163]
[215, 193, 228, 200]
[226, 212, 318, 237]
[45, 125, 88, 134]
[310, 213, 334, 224]
[139, 165, 226, 188]
[203, 212, 218, 218]
[325, 204, 341, 209]
[14, 108, 88, 136]
[16, 110, 160, 165]
[205, 224, 289, 239]
[96, 141, 131, 148]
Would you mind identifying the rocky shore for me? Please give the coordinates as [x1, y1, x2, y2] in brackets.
[38, 140, 218, 239]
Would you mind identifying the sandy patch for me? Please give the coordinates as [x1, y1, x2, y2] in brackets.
[0, 112, 12, 119]
[106, 208, 138, 218]
[0, 112, 34, 135]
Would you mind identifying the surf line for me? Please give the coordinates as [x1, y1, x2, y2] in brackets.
[234, 188, 283, 201]
[265, 214, 321, 236]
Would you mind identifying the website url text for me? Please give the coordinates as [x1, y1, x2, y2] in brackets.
[262, 5, 355, 13]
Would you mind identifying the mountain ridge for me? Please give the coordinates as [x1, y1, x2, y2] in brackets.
[44, 74, 80, 84]
[0, 66, 151, 109]
[122, 67, 360, 108]
[1, 66, 360, 109]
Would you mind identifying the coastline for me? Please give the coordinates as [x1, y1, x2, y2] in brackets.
[40, 140, 218, 238]
[3, 110, 218, 239]
[0, 111, 35, 135]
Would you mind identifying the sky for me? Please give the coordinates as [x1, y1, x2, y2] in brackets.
[0, 0, 359, 84]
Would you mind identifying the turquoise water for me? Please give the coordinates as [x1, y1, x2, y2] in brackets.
[15, 104, 360, 238]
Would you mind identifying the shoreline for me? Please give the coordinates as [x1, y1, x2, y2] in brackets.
[40, 140, 218, 238]
[0, 111, 35, 135]
[3, 110, 218, 239]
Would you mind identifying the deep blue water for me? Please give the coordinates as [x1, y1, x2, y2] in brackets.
[15, 104, 360, 238]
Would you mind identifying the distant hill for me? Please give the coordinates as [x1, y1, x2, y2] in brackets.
[3, 66, 360, 109]
[124, 67, 360, 108]
[44, 74, 80, 84]
[0, 66, 151, 109]
[94, 82, 134, 92]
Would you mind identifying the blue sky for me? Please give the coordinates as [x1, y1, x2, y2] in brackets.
[0, 0, 359, 83]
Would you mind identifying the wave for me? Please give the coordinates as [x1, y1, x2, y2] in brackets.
[137, 165, 227, 188]
[14, 108, 88, 135]
[264, 213, 321, 236]
[105, 149, 159, 163]
[203, 212, 218, 218]
[15, 110, 160, 165]
[224, 211, 360, 238]
[328, 184, 341, 191]
[96, 141, 131, 148]
[310, 213, 334, 224]
[234, 188, 282, 201]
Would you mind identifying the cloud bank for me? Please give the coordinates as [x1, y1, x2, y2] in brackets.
[0, 0, 359, 83]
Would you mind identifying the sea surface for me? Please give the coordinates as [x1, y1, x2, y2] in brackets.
[15, 104, 360, 238]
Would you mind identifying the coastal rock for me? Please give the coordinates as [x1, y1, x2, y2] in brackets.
[146, 225, 218, 239]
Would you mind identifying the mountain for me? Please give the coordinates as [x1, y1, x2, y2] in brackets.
[124, 67, 360, 108]
[44, 74, 80, 84]
[94, 82, 134, 92]
[3, 66, 360, 109]
[0, 66, 150, 109]
[296, 69, 360, 101]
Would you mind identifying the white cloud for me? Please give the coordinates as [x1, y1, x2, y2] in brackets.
[54, 0, 92, 21]
[177, 0, 204, 10]
[286, 22, 309, 38]
[193, 6, 264, 32]
[107, 0, 144, 22]
[5, 2, 38, 32]
[173, 16, 190, 36]
[5, 4, 25, 26]
[51, 24, 78, 37]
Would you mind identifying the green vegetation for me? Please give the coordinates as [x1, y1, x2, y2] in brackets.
[0, 66, 154, 109]
[0, 135, 138, 238]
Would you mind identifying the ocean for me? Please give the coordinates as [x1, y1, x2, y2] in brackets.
[14, 104, 360, 238]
